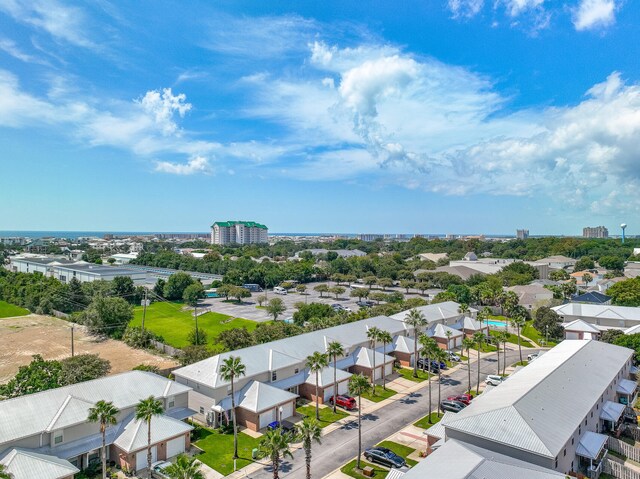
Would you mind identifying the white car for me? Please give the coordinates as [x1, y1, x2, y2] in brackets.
[446, 350, 460, 362]
[486, 375, 504, 386]
[151, 460, 172, 479]
[527, 352, 541, 362]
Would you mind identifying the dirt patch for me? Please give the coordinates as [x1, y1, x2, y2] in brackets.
[0, 314, 178, 383]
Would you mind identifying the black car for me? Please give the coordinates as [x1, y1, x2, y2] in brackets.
[357, 300, 375, 307]
[416, 358, 446, 371]
[440, 400, 466, 413]
[364, 447, 407, 469]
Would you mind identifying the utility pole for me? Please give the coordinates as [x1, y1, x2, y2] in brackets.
[194, 300, 199, 345]
[142, 288, 148, 331]
[71, 325, 75, 357]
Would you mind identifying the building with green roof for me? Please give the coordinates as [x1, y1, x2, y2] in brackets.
[210, 220, 269, 245]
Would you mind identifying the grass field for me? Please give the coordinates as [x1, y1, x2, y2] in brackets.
[341, 459, 387, 479]
[362, 385, 397, 403]
[130, 301, 257, 348]
[489, 330, 534, 348]
[297, 405, 348, 427]
[396, 367, 432, 382]
[522, 321, 558, 347]
[194, 428, 261, 475]
[0, 301, 29, 318]
[413, 412, 441, 429]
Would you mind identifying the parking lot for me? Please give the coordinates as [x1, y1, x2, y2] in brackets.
[199, 282, 439, 322]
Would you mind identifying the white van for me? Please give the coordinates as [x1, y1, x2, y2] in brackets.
[273, 286, 288, 295]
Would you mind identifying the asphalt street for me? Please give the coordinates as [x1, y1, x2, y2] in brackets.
[246, 347, 540, 479]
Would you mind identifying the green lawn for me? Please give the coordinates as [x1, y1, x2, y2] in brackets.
[362, 385, 397, 403]
[0, 301, 29, 318]
[396, 367, 432, 382]
[194, 428, 261, 475]
[341, 459, 388, 479]
[522, 321, 558, 347]
[376, 441, 418, 467]
[478, 343, 498, 353]
[489, 330, 533, 348]
[130, 301, 257, 348]
[296, 405, 348, 427]
[413, 412, 441, 429]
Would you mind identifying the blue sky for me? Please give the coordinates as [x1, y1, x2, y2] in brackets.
[0, 0, 638, 235]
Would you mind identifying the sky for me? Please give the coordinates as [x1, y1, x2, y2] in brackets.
[0, 0, 639, 235]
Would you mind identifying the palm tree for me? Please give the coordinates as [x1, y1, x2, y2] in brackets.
[88, 400, 119, 479]
[366, 326, 382, 396]
[462, 337, 475, 395]
[164, 454, 205, 479]
[326, 341, 344, 414]
[433, 347, 448, 416]
[500, 331, 510, 375]
[295, 417, 322, 479]
[379, 331, 393, 390]
[306, 352, 329, 420]
[493, 336, 500, 375]
[0, 465, 13, 479]
[419, 335, 438, 423]
[219, 356, 246, 459]
[511, 315, 526, 365]
[473, 331, 485, 395]
[258, 429, 293, 479]
[349, 374, 372, 471]
[135, 396, 164, 478]
[445, 330, 453, 352]
[404, 309, 426, 378]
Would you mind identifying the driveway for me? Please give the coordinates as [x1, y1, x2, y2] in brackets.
[244, 347, 540, 479]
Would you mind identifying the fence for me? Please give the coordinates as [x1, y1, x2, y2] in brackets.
[150, 339, 183, 357]
[623, 425, 640, 442]
[608, 437, 640, 463]
[51, 309, 70, 319]
[603, 458, 640, 479]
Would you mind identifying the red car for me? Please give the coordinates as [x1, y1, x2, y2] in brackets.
[329, 395, 357, 410]
[447, 394, 472, 405]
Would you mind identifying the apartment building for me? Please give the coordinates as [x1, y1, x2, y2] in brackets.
[0, 371, 193, 479]
[210, 221, 268, 245]
[429, 340, 635, 477]
[517, 229, 530, 240]
[174, 302, 478, 430]
[583, 226, 609, 238]
[552, 303, 640, 331]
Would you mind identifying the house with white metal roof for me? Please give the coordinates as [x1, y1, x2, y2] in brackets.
[438, 340, 635, 476]
[552, 303, 640, 331]
[0, 371, 194, 478]
[563, 319, 601, 340]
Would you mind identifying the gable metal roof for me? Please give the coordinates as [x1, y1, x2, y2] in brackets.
[552, 303, 640, 321]
[0, 449, 79, 479]
[113, 414, 192, 453]
[391, 301, 474, 324]
[443, 340, 632, 458]
[0, 371, 190, 446]
[563, 319, 601, 333]
[219, 380, 298, 413]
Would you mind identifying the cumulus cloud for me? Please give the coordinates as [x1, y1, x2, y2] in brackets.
[155, 156, 211, 175]
[138, 88, 192, 136]
[448, 0, 485, 18]
[499, 0, 545, 16]
[573, 0, 616, 30]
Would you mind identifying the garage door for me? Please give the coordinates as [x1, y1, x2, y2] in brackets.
[279, 402, 294, 420]
[166, 436, 185, 459]
[135, 446, 157, 472]
[259, 408, 275, 429]
[384, 362, 393, 377]
[338, 380, 349, 395]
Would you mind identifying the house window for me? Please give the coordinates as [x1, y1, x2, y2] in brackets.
[272, 371, 277, 381]
[294, 368, 299, 374]
[591, 412, 593, 418]
[564, 449, 566, 457]
[572, 438, 574, 445]
[199, 407, 205, 414]
[54, 435, 63, 444]
[169, 400, 175, 408]
[555, 458, 558, 468]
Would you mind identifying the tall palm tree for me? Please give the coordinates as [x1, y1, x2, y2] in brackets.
[219, 356, 246, 459]
[404, 309, 426, 378]
[473, 331, 485, 395]
[135, 396, 164, 478]
[379, 331, 393, 391]
[445, 330, 453, 352]
[164, 454, 205, 479]
[511, 315, 526, 365]
[494, 336, 501, 375]
[366, 326, 382, 396]
[419, 335, 438, 424]
[88, 400, 119, 479]
[326, 341, 344, 413]
[500, 331, 510, 375]
[462, 337, 475, 395]
[306, 352, 329, 420]
[295, 417, 322, 479]
[349, 374, 372, 471]
[433, 347, 448, 416]
[0, 465, 13, 479]
[257, 429, 293, 479]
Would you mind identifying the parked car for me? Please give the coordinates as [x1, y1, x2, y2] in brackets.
[151, 461, 172, 479]
[329, 395, 357, 410]
[527, 352, 541, 362]
[267, 420, 296, 434]
[356, 300, 375, 307]
[416, 358, 438, 372]
[440, 400, 466, 413]
[364, 447, 407, 468]
[446, 350, 461, 362]
[486, 375, 504, 386]
[447, 394, 471, 405]
[456, 393, 474, 402]
[273, 286, 288, 295]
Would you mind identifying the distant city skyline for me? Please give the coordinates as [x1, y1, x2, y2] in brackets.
[1, 1, 639, 234]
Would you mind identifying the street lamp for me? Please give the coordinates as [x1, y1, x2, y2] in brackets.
[279, 406, 283, 429]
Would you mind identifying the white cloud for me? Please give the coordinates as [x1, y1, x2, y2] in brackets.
[138, 88, 192, 136]
[0, 38, 48, 64]
[573, 0, 616, 30]
[155, 155, 211, 175]
[500, 0, 545, 17]
[448, 0, 484, 18]
[0, 0, 95, 48]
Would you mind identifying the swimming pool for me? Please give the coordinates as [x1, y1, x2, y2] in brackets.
[486, 320, 507, 327]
